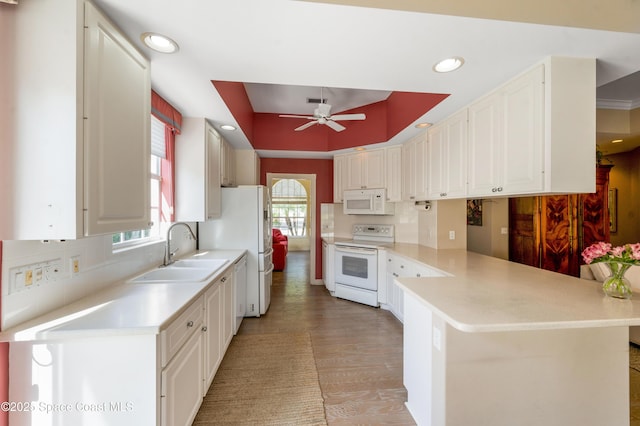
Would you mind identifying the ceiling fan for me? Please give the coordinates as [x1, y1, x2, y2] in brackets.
[278, 88, 366, 132]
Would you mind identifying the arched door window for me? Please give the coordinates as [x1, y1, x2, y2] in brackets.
[272, 179, 308, 237]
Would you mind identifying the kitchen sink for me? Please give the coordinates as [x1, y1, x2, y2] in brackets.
[171, 259, 228, 270]
[129, 258, 228, 283]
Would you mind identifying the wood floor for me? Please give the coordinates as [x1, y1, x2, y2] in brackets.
[209, 251, 640, 425]
[238, 251, 416, 425]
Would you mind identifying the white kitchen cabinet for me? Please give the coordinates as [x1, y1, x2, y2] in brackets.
[385, 145, 403, 202]
[322, 240, 335, 294]
[235, 150, 260, 185]
[333, 155, 347, 202]
[162, 326, 204, 426]
[402, 132, 428, 201]
[203, 280, 223, 393]
[383, 253, 445, 323]
[1, 0, 150, 240]
[222, 271, 235, 351]
[176, 118, 222, 221]
[467, 58, 595, 198]
[345, 148, 386, 190]
[203, 266, 235, 394]
[221, 137, 236, 187]
[427, 110, 468, 200]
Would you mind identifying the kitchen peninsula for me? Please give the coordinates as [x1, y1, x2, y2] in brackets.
[394, 246, 640, 426]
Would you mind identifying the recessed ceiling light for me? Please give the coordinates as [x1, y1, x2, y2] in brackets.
[354, 147, 366, 151]
[433, 57, 464, 73]
[220, 124, 236, 131]
[415, 122, 432, 129]
[140, 32, 179, 53]
[611, 139, 624, 143]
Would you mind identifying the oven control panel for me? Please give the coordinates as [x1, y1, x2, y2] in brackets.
[352, 224, 394, 240]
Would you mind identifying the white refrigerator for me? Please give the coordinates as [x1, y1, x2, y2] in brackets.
[199, 186, 274, 317]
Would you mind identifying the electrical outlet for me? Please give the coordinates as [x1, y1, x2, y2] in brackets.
[449, 230, 455, 240]
[71, 256, 80, 275]
[25, 270, 33, 286]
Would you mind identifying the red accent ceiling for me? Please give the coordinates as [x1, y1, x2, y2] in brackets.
[212, 80, 449, 152]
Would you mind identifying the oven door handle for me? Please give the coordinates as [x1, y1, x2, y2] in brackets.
[335, 246, 377, 256]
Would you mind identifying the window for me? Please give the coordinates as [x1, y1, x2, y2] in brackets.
[112, 116, 165, 247]
[271, 179, 309, 237]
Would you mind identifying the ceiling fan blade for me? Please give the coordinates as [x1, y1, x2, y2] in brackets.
[295, 121, 318, 131]
[330, 113, 366, 121]
[279, 114, 315, 120]
[325, 120, 346, 132]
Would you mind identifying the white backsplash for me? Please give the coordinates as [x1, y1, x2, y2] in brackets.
[1, 224, 197, 329]
[332, 201, 420, 243]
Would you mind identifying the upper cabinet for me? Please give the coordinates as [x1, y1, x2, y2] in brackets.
[345, 149, 386, 190]
[427, 109, 468, 200]
[467, 58, 595, 198]
[402, 133, 428, 201]
[220, 138, 236, 187]
[334, 147, 402, 202]
[176, 118, 222, 221]
[0, 0, 151, 240]
[467, 65, 544, 197]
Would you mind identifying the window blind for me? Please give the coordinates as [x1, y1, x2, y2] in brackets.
[151, 115, 166, 158]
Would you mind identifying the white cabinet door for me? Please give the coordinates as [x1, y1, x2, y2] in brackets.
[222, 272, 234, 351]
[364, 148, 386, 189]
[468, 64, 544, 198]
[501, 65, 544, 194]
[221, 137, 236, 187]
[203, 282, 223, 393]
[346, 153, 366, 190]
[84, 2, 151, 235]
[429, 109, 468, 200]
[402, 140, 416, 200]
[333, 155, 347, 202]
[385, 146, 403, 202]
[4, 1, 151, 239]
[402, 133, 428, 201]
[161, 329, 204, 426]
[467, 91, 503, 197]
[344, 149, 386, 190]
[206, 125, 222, 219]
[176, 118, 222, 221]
[322, 241, 335, 292]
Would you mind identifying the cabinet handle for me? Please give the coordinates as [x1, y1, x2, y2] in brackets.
[492, 187, 497, 193]
[221, 277, 227, 282]
[497, 187, 503, 192]
[201, 326, 207, 332]
[187, 321, 194, 328]
[392, 273, 399, 277]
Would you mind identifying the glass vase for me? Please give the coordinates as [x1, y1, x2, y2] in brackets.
[602, 262, 633, 299]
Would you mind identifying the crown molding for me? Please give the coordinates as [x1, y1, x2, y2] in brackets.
[597, 98, 640, 110]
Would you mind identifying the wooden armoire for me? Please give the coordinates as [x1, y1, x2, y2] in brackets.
[509, 165, 612, 277]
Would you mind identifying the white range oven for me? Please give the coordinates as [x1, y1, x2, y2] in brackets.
[334, 224, 394, 307]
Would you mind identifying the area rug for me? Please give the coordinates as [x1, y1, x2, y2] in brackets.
[193, 332, 327, 425]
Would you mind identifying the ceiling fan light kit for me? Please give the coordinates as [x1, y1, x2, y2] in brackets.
[279, 88, 367, 132]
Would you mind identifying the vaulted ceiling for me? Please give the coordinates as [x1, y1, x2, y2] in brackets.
[93, 0, 640, 158]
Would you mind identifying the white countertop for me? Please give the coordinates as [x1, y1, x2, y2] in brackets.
[390, 244, 640, 333]
[0, 249, 246, 342]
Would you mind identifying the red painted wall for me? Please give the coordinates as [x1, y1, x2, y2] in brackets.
[260, 158, 333, 280]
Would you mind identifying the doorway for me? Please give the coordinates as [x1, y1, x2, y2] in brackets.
[266, 173, 318, 284]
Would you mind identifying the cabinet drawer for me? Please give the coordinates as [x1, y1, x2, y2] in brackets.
[161, 297, 204, 367]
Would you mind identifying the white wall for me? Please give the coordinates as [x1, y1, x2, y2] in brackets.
[466, 198, 509, 259]
[1, 225, 197, 329]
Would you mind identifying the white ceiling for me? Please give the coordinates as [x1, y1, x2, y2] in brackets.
[93, 0, 640, 158]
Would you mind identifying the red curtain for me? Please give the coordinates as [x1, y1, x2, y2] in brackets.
[151, 91, 182, 223]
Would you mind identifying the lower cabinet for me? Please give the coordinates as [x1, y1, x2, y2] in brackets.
[162, 329, 204, 426]
[383, 253, 446, 323]
[7, 263, 238, 426]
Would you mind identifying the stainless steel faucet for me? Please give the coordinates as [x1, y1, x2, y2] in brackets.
[164, 222, 197, 266]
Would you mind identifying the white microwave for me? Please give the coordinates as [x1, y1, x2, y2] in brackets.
[343, 188, 394, 215]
